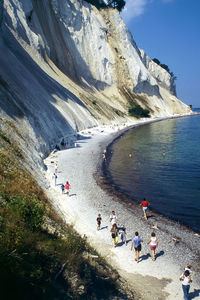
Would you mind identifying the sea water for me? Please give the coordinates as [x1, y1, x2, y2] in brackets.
[108, 111, 200, 232]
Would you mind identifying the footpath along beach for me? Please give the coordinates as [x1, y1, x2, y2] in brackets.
[44, 117, 200, 300]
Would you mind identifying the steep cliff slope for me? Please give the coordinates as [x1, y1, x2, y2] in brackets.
[0, 0, 191, 174]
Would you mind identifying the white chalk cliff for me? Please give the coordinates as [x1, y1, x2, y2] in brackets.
[0, 0, 191, 175]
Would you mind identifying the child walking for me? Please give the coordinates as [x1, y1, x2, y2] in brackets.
[96, 214, 102, 230]
[61, 183, 65, 194]
[110, 224, 118, 247]
[65, 181, 71, 196]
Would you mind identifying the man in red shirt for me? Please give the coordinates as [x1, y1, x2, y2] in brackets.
[140, 198, 150, 220]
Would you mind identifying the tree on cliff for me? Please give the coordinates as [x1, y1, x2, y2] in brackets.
[107, 0, 126, 11]
[84, 0, 126, 12]
[153, 58, 177, 80]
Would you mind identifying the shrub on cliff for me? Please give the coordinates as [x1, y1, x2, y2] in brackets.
[128, 103, 150, 118]
[153, 58, 177, 79]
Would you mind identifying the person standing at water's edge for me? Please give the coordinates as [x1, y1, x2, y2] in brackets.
[140, 198, 150, 220]
[179, 270, 192, 300]
[147, 232, 158, 261]
[131, 232, 143, 263]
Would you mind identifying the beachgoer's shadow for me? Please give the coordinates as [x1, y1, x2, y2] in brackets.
[100, 226, 108, 230]
[125, 239, 132, 245]
[155, 250, 164, 260]
[147, 214, 154, 220]
[189, 288, 200, 299]
[139, 253, 151, 261]
[69, 194, 77, 197]
[117, 239, 132, 247]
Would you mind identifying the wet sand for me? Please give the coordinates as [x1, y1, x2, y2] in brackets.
[44, 117, 200, 300]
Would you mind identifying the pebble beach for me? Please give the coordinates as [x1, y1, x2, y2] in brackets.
[44, 117, 200, 300]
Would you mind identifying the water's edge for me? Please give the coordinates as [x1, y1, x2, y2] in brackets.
[97, 115, 200, 235]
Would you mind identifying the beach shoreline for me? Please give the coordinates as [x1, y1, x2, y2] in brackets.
[44, 114, 200, 300]
[100, 112, 200, 234]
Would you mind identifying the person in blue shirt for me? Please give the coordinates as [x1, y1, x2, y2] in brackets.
[131, 232, 143, 263]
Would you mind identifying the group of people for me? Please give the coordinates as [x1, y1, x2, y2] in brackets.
[131, 231, 158, 263]
[96, 210, 158, 263]
[109, 211, 126, 247]
[52, 163, 71, 196]
[97, 209, 193, 299]
[60, 181, 71, 196]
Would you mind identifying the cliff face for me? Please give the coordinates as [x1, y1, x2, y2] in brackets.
[0, 0, 191, 175]
[140, 49, 177, 96]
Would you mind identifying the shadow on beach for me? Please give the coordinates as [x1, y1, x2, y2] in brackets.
[100, 226, 108, 230]
[189, 288, 200, 299]
[117, 239, 132, 247]
[155, 250, 165, 260]
[140, 253, 151, 262]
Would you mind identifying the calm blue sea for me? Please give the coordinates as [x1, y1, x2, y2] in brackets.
[108, 110, 200, 232]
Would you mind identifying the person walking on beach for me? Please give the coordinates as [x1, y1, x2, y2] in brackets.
[96, 214, 102, 230]
[110, 224, 118, 247]
[120, 226, 127, 245]
[140, 198, 150, 220]
[179, 270, 192, 300]
[110, 211, 118, 226]
[65, 181, 71, 196]
[131, 232, 143, 263]
[53, 173, 57, 186]
[61, 183, 65, 194]
[147, 232, 158, 261]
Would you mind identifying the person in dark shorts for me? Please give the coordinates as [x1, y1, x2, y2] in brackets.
[131, 232, 143, 263]
[96, 214, 102, 230]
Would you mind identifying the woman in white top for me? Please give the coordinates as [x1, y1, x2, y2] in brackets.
[147, 232, 158, 261]
[179, 270, 192, 300]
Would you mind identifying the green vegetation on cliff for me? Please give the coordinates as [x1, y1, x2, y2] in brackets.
[84, 0, 126, 12]
[152, 58, 177, 80]
[128, 103, 150, 118]
[0, 127, 133, 299]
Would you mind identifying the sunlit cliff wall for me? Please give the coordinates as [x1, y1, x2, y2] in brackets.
[0, 0, 191, 180]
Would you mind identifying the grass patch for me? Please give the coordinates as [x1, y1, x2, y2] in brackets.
[0, 128, 132, 299]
